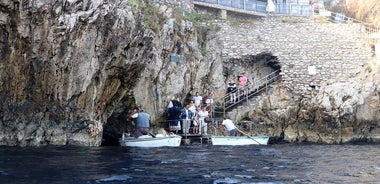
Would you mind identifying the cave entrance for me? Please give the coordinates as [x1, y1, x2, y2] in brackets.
[223, 52, 281, 84]
[219, 52, 281, 120]
[101, 109, 131, 146]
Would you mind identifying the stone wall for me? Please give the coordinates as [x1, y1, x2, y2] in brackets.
[216, 16, 374, 96]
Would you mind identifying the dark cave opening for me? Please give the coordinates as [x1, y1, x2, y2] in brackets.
[223, 51, 281, 83]
[101, 109, 132, 146]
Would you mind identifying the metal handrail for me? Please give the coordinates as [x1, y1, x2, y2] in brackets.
[319, 11, 380, 37]
[194, 0, 380, 35]
[212, 69, 281, 119]
[193, 0, 315, 16]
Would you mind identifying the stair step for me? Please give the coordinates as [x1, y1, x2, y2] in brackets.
[211, 69, 281, 118]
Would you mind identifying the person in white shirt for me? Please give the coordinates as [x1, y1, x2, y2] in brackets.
[220, 116, 238, 136]
[188, 100, 198, 134]
[197, 107, 209, 135]
[188, 100, 197, 114]
[192, 92, 203, 109]
[205, 92, 214, 112]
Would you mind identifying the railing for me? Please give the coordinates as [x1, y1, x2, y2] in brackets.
[274, 3, 313, 15]
[194, 0, 380, 36]
[321, 11, 380, 37]
[212, 69, 281, 119]
[193, 0, 315, 16]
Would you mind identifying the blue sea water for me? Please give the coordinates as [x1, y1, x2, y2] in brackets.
[0, 143, 379, 184]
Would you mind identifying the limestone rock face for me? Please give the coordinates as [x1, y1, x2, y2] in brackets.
[241, 65, 380, 144]
[0, 0, 222, 146]
[308, 67, 380, 143]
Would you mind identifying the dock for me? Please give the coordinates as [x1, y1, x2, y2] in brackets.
[179, 133, 212, 144]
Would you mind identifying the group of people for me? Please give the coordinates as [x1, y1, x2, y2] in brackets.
[126, 108, 240, 138]
[192, 91, 214, 112]
[167, 94, 211, 135]
[126, 85, 245, 138]
[166, 90, 243, 136]
[226, 72, 249, 103]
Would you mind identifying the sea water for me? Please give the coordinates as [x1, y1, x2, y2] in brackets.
[0, 143, 379, 184]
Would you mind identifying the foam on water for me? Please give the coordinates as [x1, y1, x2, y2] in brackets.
[95, 175, 132, 183]
[235, 174, 255, 179]
[213, 177, 240, 184]
[0, 171, 8, 176]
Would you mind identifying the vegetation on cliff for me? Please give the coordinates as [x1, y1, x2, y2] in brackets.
[325, 0, 380, 26]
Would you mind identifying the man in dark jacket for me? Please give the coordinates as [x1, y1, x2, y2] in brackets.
[168, 105, 182, 134]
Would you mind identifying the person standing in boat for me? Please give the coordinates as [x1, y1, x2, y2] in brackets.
[129, 108, 150, 138]
[220, 116, 238, 136]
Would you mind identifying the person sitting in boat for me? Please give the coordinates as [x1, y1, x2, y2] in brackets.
[220, 116, 238, 136]
[129, 107, 150, 138]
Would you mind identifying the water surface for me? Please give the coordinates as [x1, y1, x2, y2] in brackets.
[0, 143, 379, 184]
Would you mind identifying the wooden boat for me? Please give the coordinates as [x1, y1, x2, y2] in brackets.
[119, 134, 182, 147]
[211, 135, 269, 146]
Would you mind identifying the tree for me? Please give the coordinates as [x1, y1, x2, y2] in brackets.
[324, 0, 380, 26]
[345, 0, 380, 26]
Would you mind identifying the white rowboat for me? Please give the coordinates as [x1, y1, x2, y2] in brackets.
[211, 135, 269, 146]
[119, 134, 182, 147]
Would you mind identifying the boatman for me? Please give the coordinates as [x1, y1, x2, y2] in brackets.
[220, 116, 238, 136]
[129, 107, 150, 138]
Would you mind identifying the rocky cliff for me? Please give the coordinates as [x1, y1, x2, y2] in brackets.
[0, 0, 224, 146]
[1, 0, 379, 146]
[242, 64, 380, 144]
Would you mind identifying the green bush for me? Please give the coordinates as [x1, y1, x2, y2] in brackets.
[127, 0, 165, 33]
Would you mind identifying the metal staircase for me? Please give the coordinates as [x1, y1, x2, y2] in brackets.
[211, 69, 281, 120]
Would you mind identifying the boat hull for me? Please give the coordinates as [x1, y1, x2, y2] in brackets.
[211, 136, 269, 146]
[119, 135, 182, 147]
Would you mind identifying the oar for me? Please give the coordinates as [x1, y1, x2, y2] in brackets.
[236, 127, 261, 145]
[148, 132, 156, 138]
